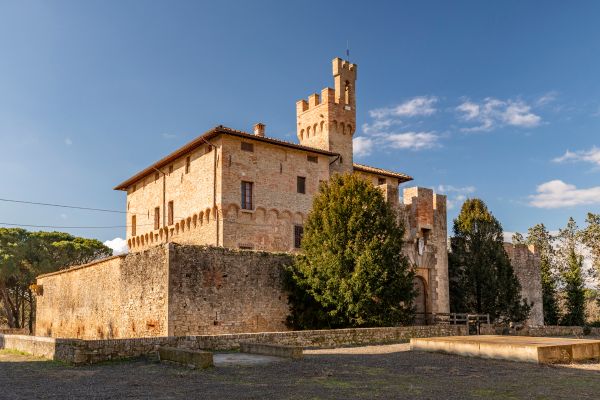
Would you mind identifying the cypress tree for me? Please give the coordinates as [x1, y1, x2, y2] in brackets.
[448, 199, 530, 322]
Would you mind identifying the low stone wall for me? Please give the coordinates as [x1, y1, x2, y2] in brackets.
[479, 325, 600, 337]
[0, 328, 29, 335]
[1, 325, 467, 364]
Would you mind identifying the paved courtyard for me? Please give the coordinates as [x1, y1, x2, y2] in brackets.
[1, 344, 599, 399]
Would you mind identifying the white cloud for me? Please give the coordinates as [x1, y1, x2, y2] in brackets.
[361, 97, 442, 153]
[503, 231, 516, 243]
[65, 138, 73, 146]
[529, 180, 600, 208]
[384, 132, 440, 150]
[437, 185, 476, 210]
[553, 146, 600, 166]
[353, 136, 374, 157]
[437, 185, 476, 194]
[456, 98, 541, 132]
[104, 237, 129, 255]
[369, 96, 438, 119]
[535, 91, 558, 107]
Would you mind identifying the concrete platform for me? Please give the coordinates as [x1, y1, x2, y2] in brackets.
[410, 335, 600, 364]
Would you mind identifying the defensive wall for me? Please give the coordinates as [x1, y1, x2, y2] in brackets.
[35, 244, 293, 339]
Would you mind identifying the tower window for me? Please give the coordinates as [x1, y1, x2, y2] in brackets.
[294, 225, 304, 249]
[185, 156, 190, 173]
[131, 215, 136, 236]
[168, 201, 174, 225]
[241, 181, 253, 210]
[378, 178, 386, 185]
[307, 155, 318, 163]
[241, 142, 254, 152]
[297, 176, 306, 194]
[344, 80, 350, 104]
[154, 207, 160, 230]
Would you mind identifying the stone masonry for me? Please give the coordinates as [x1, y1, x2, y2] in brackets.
[504, 243, 544, 326]
[35, 244, 293, 339]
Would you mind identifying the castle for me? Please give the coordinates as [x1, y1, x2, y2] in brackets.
[33, 58, 457, 339]
[115, 57, 450, 319]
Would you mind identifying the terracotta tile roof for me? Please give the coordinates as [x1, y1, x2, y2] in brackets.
[114, 126, 338, 191]
[353, 163, 413, 183]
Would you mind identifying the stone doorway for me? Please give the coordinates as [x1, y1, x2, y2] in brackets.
[412, 276, 428, 324]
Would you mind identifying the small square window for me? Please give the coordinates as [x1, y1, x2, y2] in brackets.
[307, 155, 318, 163]
[297, 176, 306, 194]
[241, 142, 254, 152]
[378, 178, 386, 185]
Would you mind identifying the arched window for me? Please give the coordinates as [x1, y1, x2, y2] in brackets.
[344, 80, 350, 104]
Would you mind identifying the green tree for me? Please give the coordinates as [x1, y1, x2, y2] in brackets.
[582, 212, 600, 273]
[286, 174, 415, 329]
[448, 199, 530, 323]
[0, 228, 112, 330]
[557, 218, 586, 326]
[526, 223, 561, 325]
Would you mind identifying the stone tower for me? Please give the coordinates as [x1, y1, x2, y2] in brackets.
[296, 57, 357, 174]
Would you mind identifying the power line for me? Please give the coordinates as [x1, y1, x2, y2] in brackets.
[0, 197, 186, 219]
[0, 222, 155, 229]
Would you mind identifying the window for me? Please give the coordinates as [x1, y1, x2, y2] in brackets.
[294, 225, 304, 248]
[131, 215, 136, 236]
[241, 181, 253, 210]
[378, 177, 386, 185]
[297, 176, 306, 194]
[241, 142, 254, 152]
[169, 165, 173, 174]
[307, 155, 318, 163]
[168, 201, 174, 225]
[185, 156, 190, 174]
[154, 207, 160, 230]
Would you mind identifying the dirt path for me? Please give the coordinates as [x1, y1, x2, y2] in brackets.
[1, 346, 599, 399]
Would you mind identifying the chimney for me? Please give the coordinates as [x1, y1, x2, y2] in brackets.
[253, 123, 265, 137]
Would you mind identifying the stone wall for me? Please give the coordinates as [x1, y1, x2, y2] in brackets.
[35, 247, 170, 339]
[35, 244, 294, 340]
[167, 245, 293, 336]
[479, 324, 600, 337]
[504, 243, 544, 326]
[1, 325, 467, 364]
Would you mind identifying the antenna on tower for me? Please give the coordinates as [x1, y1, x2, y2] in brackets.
[346, 40, 350, 61]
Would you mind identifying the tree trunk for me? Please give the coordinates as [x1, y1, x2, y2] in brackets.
[28, 289, 34, 334]
[0, 281, 18, 328]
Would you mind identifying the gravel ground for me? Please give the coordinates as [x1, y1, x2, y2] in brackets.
[1, 345, 599, 400]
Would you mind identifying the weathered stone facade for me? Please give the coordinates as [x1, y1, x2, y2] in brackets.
[35, 244, 293, 339]
[504, 243, 544, 326]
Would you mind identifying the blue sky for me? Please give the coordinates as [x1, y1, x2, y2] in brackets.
[1, 1, 599, 252]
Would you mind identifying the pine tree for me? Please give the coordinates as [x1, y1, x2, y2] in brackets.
[448, 199, 530, 322]
[286, 174, 415, 329]
[526, 223, 560, 325]
[558, 218, 586, 326]
[561, 247, 586, 326]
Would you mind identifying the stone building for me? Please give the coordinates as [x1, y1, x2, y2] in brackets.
[34, 57, 451, 339]
[115, 57, 451, 318]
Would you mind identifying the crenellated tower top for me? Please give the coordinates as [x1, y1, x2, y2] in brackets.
[296, 57, 357, 174]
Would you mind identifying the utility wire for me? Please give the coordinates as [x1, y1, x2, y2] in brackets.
[0, 197, 187, 219]
[0, 222, 155, 229]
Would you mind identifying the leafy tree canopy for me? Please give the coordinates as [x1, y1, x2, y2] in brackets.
[286, 174, 415, 329]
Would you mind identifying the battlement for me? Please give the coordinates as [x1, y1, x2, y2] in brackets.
[333, 57, 357, 78]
